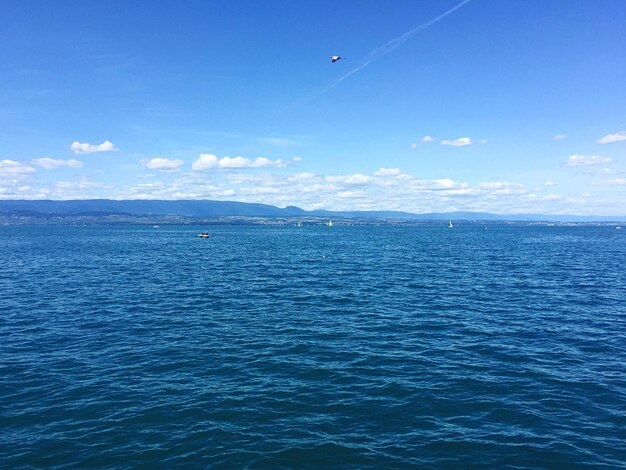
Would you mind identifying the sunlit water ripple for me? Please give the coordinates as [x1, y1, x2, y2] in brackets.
[1, 224, 625, 468]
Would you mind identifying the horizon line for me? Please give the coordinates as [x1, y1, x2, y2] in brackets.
[1, 198, 625, 219]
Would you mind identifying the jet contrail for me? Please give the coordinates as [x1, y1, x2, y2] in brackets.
[279, 0, 472, 111]
[323, 0, 472, 93]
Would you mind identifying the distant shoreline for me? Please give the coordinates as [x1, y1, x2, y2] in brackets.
[1, 214, 624, 227]
[1, 199, 625, 223]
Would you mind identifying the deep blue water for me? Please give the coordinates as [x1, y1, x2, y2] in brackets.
[1, 224, 625, 468]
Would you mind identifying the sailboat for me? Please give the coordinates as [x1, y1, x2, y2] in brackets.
[448, 220, 453, 228]
[327, 220, 334, 227]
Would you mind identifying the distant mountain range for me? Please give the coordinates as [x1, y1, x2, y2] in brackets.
[0, 199, 624, 222]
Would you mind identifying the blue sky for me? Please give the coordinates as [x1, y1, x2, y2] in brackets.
[1, 0, 625, 214]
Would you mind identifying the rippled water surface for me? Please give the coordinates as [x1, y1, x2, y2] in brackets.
[1, 224, 625, 468]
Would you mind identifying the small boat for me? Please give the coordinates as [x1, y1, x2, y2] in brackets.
[617, 226, 623, 230]
[327, 220, 334, 227]
[448, 220, 453, 228]
[197, 232, 210, 238]
[296, 221, 303, 227]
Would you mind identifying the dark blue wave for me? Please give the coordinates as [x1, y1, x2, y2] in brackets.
[1, 225, 625, 467]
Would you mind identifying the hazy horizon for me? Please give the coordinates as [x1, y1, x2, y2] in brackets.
[2, 198, 626, 221]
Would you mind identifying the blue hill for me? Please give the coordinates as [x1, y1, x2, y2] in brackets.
[0, 199, 624, 222]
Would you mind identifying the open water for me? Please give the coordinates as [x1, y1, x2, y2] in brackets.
[1, 224, 625, 468]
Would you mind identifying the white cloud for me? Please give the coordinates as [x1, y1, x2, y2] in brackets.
[421, 135, 435, 143]
[244, 186, 282, 195]
[479, 181, 513, 189]
[553, 134, 566, 141]
[374, 167, 401, 176]
[544, 181, 556, 186]
[411, 143, 417, 149]
[192, 153, 297, 171]
[0, 159, 37, 178]
[566, 154, 612, 166]
[288, 172, 318, 182]
[477, 181, 526, 194]
[50, 177, 111, 199]
[32, 158, 83, 169]
[301, 183, 334, 193]
[432, 178, 456, 188]
[437, 187, 477, 196]
[71, 140, 119, 154]
[597, 131, 626, 144]
[225, 157, 265, 168]
[0, 185, 52, 199]
[55, 177, 109, 191]
[337, 190, 362, 198]
[192, 153, 218, 170]
[441, 137, 472, 147]
[133, 182, 166, 191]
[326, 174, 372, 185]
[141, 158, 184, 171]
[593, 178, 626, 186]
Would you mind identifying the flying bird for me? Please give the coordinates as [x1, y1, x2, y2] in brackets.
[330, 55, 346, 63]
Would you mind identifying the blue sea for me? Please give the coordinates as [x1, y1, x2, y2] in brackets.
[1, 224, 625, 468]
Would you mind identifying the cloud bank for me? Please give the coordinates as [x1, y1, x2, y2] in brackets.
[4, 161, 624, 216]
[0, 159, 37, 178]
[142, 158, 184, 171]
[192, 154, 300, 171]
[566, 154, 612, 166]
[33, 158, 84, 169]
